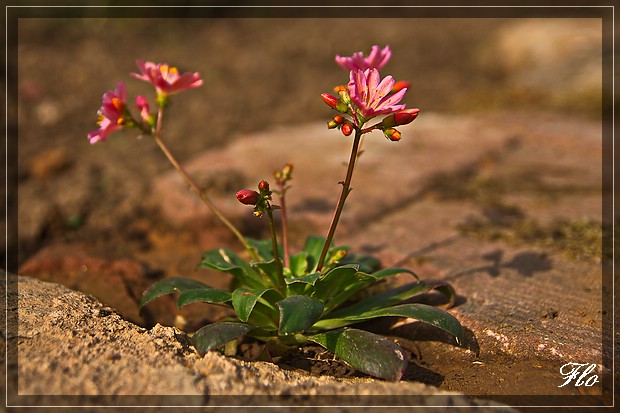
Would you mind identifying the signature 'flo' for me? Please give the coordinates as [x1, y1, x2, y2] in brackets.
[87, 82, 128, 144]
[131, 60, 203, 97]
[336, 45, 391, 72]
[348, 68, 407, 120]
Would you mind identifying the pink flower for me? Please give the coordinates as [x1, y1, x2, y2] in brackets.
[131, 60, 203, 96]
[335, 45, 391, 72]
[87, 82, 127, 144]
[348, 69, 407, 119]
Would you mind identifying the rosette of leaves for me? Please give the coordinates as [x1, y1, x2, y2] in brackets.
[140, 236, 462, 381]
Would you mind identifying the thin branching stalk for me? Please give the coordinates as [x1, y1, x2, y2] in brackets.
[266, 207, 285, 291]
[316, 128, 363, 271]
[277, 183, 291, 268]
[151, 106, 255, 258]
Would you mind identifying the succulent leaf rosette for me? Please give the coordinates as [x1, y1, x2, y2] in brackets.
[89, 46, 463, 382]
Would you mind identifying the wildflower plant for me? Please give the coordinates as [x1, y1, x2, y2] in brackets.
[89, 47, 463, 382]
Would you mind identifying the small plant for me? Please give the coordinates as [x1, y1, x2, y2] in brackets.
[88, 46, 463, 381]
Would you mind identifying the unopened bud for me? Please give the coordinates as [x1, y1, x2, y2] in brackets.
[383, 128, 401, 141]
[282, 163, 293, 178]
[333, 85, 347, 93]
[381, 108, 420, 128]
[330, 249, 348, 262]
[333, 115, 345, 125]
[392, 80, 411, 94]
[258, 180, 270, 191]
[335, 101, 349, 113]
[236, 189, 259, 205]
[341, 123, 353, 136]
[321, 93, 339, 109]
[327, 120, 339, 129]
[338, 89, 351, 105]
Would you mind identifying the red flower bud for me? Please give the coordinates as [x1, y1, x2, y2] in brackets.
[341, 122, 353, 136]
[381, 108, 420, 127]
[384, 128, 401, 141]
[392, 80, 411, 94]
[258, 180, 270, 191]
[333, 115, 345, 125]
[236, 189, 259, 205]
[321, 93, 339, 109]
[393, 108, 420, 125]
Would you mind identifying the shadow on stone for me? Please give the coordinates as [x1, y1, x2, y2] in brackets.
[391, 322, 479, 357]
[402, 360, 445, 387]
[447, 249, 553, 280]
[391, 235, 461, 268]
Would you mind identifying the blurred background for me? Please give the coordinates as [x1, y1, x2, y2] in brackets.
[10, 11, 609, 313]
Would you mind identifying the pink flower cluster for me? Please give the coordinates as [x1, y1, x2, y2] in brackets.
[323, 45, 419, 133]
[88, 61, 203, 144]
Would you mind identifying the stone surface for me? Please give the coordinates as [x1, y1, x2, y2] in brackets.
[17, 244, 178, 327]
[8, 275, 516, 410]
[478, 18, 603, 116]
[153, 111, 602, 233]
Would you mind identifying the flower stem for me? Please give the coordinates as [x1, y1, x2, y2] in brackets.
[152, 106, 255, 258]
[277, 183, 290, 269]
[316, 129, 363, 271]
[266, 207, 285, 291]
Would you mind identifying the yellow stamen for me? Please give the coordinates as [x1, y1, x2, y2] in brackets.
[111, 97, 123, 111]
[159, 65, 179, 81]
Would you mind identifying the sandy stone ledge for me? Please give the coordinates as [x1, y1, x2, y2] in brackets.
[6, 275, 517, 411]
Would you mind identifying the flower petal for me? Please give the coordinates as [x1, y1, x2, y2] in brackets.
[367, 74, 395, 111]
[377, 87, 408, 110]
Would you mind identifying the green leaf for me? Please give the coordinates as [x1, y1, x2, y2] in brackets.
[247, 238, 275, 261]
[232, 287, 283, 322]
[277, 295, 324, 336]
[312, 265, 374, 313]
[139, 277, 210, 309]
[303, 236, 328, 272]
[313, 264, 363, 301]
[314, 303, 463, 342]
[309, 328, 407, 381]
[325, 280, 453, 319]
[284, 272, 320, 296]
[176, 287, 232, 309]
[199, 248, 265, 289]
[371, 267, 419, 281]
[288, 251, 309, 277]
[193, 322, 255, 355]
[341, 253, 381, 273]
[252, 259, 280, 279]
[284, 272, 321, 286]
